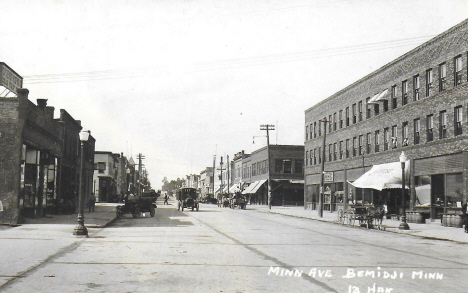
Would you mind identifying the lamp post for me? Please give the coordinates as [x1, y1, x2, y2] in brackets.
[73, 129, 89, 236]
[399, 151, 410, 230]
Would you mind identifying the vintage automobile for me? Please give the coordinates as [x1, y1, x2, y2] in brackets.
[177, 187, 199, 211]
[116, 192, 157, 218]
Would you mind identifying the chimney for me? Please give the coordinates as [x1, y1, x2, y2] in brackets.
[37, 99, 47, 109]
[17, 88, 29, 100]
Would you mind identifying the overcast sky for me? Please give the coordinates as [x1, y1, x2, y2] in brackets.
[3, 0, 468, 188]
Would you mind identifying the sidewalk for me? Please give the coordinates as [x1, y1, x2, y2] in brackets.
[20, 202, 119, 228]
[251, 205, 468, 244]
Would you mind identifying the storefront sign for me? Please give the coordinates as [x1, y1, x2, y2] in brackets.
[323, 171, 334, 182]
[0, 63, 23, 95]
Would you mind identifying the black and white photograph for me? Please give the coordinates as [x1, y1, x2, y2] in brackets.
[1, 1, 468, 292]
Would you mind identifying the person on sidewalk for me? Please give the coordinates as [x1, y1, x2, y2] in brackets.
[88, 195, 96, 212]
[462, 202, 467, 233]
[164, 194, 168, 205]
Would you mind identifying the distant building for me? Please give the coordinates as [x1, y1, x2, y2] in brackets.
[93, 151, 119, 202]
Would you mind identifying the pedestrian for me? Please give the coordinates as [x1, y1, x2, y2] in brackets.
[88, 195, 96, 212]
[462, 202, 468, 233]
[164, 194, 168, 205]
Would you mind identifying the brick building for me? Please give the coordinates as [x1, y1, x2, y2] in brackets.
[304, 18, 468, 221]
[240, 145, 304, 206]
[0, 86, 95, 224]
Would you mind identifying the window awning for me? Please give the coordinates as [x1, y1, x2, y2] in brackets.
[367, 89, 389, 104]
[242, 181, 261, 194]
[349, 161, 410, 191]
[250, 179, 268, 193]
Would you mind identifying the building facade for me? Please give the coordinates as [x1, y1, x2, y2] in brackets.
[304, 19, 468, 221]
[240, 145, 304, 206]
[93, 151, 119, 202]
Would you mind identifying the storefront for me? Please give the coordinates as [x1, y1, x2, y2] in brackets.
[413, 153, 465, 221]
[19, 144, 58, 217]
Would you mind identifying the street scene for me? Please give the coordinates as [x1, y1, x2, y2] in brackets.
[0, 197, 467, 292]
[2, 1, 468, 292]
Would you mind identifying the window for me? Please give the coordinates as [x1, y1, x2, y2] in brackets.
[366, 133, 371, 154]
[346, 107, 350, 126]
[284, 160, 292, 174]
[439, 111, 447, 139]
[305, 151, 308, 166]
[439, 63, 447, 92]
[346, 139, 350, 158]
[413, 75, 420, 101]
[313, 149, 317, 165]
[318, 147, 322, 164]
[314, 122, 317, 138]
[402, 122, 409, 146]
[340, 141, 343, 159]
[391, 85, 397, 109]
[402, 80, 408, 105]
[318, 121, 322, 136]
[95, 162, 106, 173]
[375, 130, 380, 153]
[353, 137, 357, 157]
[359, 135, 363, 155]
[455, 55, 463, 86]
[358, 101, 363, 121]
[294, 159, 303, 174]
[352, 104, 357, 124]
[414, 119, 420, 145]
[427, 115, 434, 142]
[310, 124, 313, 140]
[374, 103, 379, 116]
[306, 126, 309, 141]
[333, 143, 337, 161]
[333, 113, 337, 131]
[329, 144, 332, 162]
[329, 115, 332, 132]
[426, 69, 433, 97]
[339, 110, 343, 129]
[366, 97, 371, 118]
[392, 125, 398, 148]
[384, 128, 390, 151]
[383, 99, 389, 112]
[455, 106, 463, 136]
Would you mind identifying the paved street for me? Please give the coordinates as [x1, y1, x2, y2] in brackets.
[1, 199, 467, 293]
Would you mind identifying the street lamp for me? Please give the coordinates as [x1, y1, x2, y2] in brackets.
[73, 129, 89, 236]
[399, 151, 410, 230]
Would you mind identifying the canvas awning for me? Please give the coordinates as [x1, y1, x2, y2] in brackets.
[250, 179, 268, 193]
[367, 93, 380, 104]
[367, 89, 389, 104]
[349, 161, 410, 191]
[242, 181, 260, 194]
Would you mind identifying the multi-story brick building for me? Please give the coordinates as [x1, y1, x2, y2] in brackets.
[304, 18, 468, 221]
[240, 145, 304, 206]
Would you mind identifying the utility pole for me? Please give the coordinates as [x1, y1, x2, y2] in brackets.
[227, 155, 230, 194]
[137, 153, 145, 196]
[260, 124, 275, 210]
[318, 119, 328, 218]
[212, 155, 216, 195]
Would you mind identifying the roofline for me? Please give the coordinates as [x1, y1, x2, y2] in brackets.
[305, 17, 468, 113]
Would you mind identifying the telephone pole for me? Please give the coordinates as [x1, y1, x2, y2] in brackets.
[318, 119, 327, 218]
[260, 124, 275, 209]
[137, 153, 145, 196]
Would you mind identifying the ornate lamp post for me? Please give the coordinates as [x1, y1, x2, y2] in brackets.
[399, 151, 410, 230]
[73, 129, 89, 236]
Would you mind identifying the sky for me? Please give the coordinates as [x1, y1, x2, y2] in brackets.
[2, 0, 468, 188]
